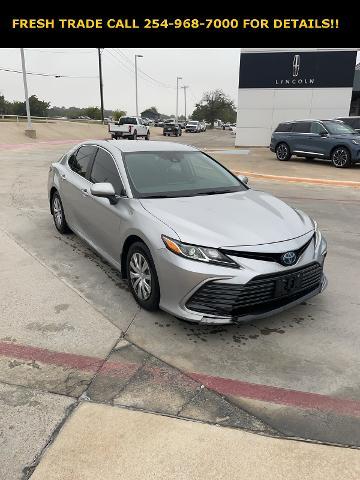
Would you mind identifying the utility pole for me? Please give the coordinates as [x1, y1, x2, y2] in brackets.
[135, 54, 143, 117]
[97, 48, 104, 123]
[181, 86, 188, 121]
[176, 76, 182, 123]
[20, 48, 36, 138]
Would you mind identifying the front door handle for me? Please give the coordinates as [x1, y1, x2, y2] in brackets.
[81, 188, 89, 197]
[60, 173, 66, 180]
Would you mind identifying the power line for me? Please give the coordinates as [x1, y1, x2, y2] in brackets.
[0, 67, 97, 79]
[111, 49, 176, 90]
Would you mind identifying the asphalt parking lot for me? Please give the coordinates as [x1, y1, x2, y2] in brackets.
[1, 130, 360, 478]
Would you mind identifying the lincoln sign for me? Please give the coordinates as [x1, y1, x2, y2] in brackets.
[239, 51, 357, 89]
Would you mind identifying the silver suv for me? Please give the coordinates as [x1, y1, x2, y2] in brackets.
[270, 119, 360, 168]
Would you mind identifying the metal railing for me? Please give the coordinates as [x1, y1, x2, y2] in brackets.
[0, 114, 103, 124]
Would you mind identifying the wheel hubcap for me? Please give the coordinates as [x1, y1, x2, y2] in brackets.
[53, 197, 63, 227]
[277, 144, 288, 160]
[333, 149, 348, 167]
[129, 252, 152, 300]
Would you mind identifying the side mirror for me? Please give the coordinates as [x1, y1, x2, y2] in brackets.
[90, 182, 118, 205]
[319, 131, 328, 137]
[238, 175, 249, 185]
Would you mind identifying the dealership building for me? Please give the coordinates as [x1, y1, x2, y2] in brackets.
[235, 48, 359, 147]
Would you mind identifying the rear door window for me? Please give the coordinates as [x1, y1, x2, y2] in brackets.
[293, 122, 311, 133]
[68, 145, 97, 178]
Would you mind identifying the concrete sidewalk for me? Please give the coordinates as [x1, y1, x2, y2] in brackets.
[30, 403, 360, 480]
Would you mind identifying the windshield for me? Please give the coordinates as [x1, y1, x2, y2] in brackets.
[123, 151, 246, 198]
[119, 117, 137, 125]
[187, 121, 198, 125]
[323, 121, 357, 135]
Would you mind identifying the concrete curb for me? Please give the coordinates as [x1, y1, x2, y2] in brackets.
[233, 170, 360, 188]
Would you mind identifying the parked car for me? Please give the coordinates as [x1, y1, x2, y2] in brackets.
[199, 122, 207, 132]
[185, 121, 201, 133]
[270, 119, 360, 168]
[336, 116, 360, 134]
[48, 140, 327, 324]
[154, 120, 164, 127]
[179, 121, 186, 129]
[108, 116, 150, 140]
[163, 120, 182, 137]
[222, 123, 232, 130]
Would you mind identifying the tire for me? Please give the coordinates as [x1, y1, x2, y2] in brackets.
[276, 142, 291, 161]
[179, 129, 182, 136]
[145, 130, 150, 140]
[331, 147, 351, 168]
[51, 191, 71, 234]
[163, 132, 166, 136]
[126, 241, 160, 311]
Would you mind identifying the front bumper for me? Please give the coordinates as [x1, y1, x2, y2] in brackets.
[155, 234, 327, 324]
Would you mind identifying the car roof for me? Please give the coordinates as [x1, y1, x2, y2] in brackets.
[79, 140, 199, 154]
[280, 119, 341, 123]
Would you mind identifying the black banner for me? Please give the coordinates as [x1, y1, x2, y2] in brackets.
[239, 51, 357, 89]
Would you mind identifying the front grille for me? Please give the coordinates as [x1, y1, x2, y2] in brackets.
[186, 262, 323, 318]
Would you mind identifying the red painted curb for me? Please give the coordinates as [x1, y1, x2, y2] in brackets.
[234, 170, 360, 188]
[1, 341, 360, 417]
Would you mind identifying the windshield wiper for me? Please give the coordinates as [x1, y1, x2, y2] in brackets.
[142, 195, 172, 198]
[192, 190, 234, 196]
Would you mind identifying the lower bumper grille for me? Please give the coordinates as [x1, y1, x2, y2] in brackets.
[186, 262, 323, 318]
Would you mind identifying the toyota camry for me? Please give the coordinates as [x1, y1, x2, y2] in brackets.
[48, 140, 327, 324]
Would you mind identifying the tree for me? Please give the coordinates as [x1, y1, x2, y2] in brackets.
[28, 95, 50, 117]
[113, 110, 126, 121]
[83, 107, 101, 120]
[191, 90, 236, 127]
[141, 106, 160, 120]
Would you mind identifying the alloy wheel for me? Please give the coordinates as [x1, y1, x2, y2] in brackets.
[277, 144, 288, 160]
[332, 148, 348, 167]
[53, 196, 63, 228]
[129, 252, 152, 300]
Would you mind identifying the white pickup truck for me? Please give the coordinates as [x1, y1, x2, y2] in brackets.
[108, 116, 150, 140]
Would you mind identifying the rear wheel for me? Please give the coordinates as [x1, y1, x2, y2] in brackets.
[276, 143, 291, 161]
[127, 242, 160, 311]
[331, 147, 351, 168]
[51, 192, 71, 234]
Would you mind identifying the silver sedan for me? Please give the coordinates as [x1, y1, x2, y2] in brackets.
[48, 140, 327, 324]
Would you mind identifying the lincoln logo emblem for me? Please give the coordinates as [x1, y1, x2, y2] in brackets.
[281, 252, 297, 266]
[293, 55, 300, 77]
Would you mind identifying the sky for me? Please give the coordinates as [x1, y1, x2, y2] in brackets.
[0, 48, 241, 116]
[1, 48, 359, 117]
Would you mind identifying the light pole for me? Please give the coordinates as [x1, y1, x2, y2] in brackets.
[176, 76, 182, 123]
[135, 54, 143, 117]
[97, 48, 104, 124]
[181, 86, 188, 121]
[20, 48, 36, 138]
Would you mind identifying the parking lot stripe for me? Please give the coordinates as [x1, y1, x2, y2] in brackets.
[2, 340, 360, 417]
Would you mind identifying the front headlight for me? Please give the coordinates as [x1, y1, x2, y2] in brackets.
[313, 221, 327, 255]
[162, 235, 239, 268]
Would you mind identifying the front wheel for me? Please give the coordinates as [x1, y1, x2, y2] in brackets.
[51, 192, 71, 234]
[276, 143, 291, 161]
[127, 242, 160, 311]
[331, 147, 351, 168]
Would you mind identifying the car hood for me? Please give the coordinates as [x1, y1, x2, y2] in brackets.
[140, 190, 314, 247]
